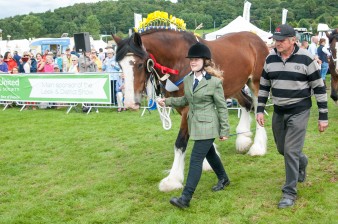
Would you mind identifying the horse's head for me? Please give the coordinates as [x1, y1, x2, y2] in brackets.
[113, 33, 149, 110]
[326, 29, 338, 73]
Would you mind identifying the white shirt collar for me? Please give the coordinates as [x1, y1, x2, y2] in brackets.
[193, 71, 206, 82]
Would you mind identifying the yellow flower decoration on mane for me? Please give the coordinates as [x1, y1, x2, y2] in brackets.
[135, 11, 186, 33]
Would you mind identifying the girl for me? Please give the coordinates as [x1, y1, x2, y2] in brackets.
[158, 42, 230, 209]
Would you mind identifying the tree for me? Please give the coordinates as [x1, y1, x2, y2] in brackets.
[298, 19, 311, 29]
[20, 15, 43, 38]
[81, 15, 101, 40]
[56, 22, 79, 36]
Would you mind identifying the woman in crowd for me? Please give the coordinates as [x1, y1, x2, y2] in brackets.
[44, 55, 55, 73]
[317, 38, 331, 89]
[22, 53, 31, 73]
[68, 55, 79, 73]
[91, 49, 102, 72]
[11, 66, 19, 74]
[36, 53, 45, 73]
[4, 51, 18, 72]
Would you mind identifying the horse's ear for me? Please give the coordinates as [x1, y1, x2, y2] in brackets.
[112, 34, 122, 45]
[133, 32, 143, 48]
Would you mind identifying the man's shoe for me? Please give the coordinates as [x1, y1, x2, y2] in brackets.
[278, 197, 295, 209]
[170, 197, 190, 209]
[298, 156, 308, 182]
[212, 179, 230, 191]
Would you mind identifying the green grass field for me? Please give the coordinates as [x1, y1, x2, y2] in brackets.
[0, 98, 337, 223]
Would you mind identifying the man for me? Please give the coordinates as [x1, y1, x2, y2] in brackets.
[256, 24, 328, 209]
[102, 48, 120, 104]
[62, 48, 72, 72]
[308, 36, 321, 64]
[78, 51, 98, 73]
[13, 51, 21, 65]
[308, 35, 319, 56]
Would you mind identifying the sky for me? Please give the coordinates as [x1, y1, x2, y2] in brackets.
[0, 0, 103, 19]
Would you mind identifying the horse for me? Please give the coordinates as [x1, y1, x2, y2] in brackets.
[113, 29, 269, 192]
[326, 28, 338, 104]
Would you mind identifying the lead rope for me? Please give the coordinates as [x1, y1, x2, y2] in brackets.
[156, 96, 172, 130]
[147, 59, 173, 130]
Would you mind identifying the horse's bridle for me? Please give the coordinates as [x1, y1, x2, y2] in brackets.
[331, 41, 338, 69]
[329, 34, 338, 72]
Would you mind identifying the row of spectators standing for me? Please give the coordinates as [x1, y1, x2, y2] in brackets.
[0, 50, 59, 74]
[299, 36, 331, 88]
[0, 47, 120, 74]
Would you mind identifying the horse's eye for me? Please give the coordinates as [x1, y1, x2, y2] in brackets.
[138, 63, 144, 69]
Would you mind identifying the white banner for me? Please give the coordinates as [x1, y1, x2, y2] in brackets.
[29, 78, 107, 99]
[282, 8, 288, 24]
[243, 1, 252, 22]
[134, 13, 142, 28]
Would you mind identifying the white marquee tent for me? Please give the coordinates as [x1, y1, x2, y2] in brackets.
[0, 39, 30, 56]
[205, 16, 272, 43]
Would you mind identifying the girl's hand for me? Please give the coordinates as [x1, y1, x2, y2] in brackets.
[157, 98, 166, 107]
[219, 136, 228, 141]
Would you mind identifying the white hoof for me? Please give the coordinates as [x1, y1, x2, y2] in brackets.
[236, 132, 253, 153]
[247, 143, 266, 156]
[159, 176, 183, 192]
[247, 126, 267, 156]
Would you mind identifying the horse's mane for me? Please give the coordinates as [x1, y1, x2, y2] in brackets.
[116, 28, 196, 62]
[139, 27, 188, 35]
[116, 36, 148, 62]
[328, 28, 338, 43]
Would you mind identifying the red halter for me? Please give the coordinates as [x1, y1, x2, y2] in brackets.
[148, 53, 179, 75]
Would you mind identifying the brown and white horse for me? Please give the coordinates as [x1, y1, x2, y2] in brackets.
[113, 29, 269, 192]
[326, 28, 338, 103]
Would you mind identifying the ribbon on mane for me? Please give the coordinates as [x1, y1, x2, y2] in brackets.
[148, 53, 179, 75]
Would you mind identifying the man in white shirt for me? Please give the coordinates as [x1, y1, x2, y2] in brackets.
[308, 36, 321, 64]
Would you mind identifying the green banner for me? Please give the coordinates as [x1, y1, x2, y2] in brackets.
[0, 74, 111, 103]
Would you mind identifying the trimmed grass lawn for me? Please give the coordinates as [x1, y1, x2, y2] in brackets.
[0, 97, 337, 223]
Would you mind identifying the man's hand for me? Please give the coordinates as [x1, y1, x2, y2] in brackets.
[318, 121, 328, 132]
[256, 113, 265, 127]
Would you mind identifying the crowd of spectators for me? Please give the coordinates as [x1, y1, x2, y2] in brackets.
[0, 46, 119, 74]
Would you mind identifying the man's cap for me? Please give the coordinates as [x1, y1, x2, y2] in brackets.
[269, 24, 296, 41]
[65, 47, 71, 51]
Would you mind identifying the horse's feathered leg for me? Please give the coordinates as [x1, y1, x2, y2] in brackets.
[233, 90, 253, 153]
[158, 106, 217, 192]
[235, 106, 253, 153]
[159, 128, 188, 192]
[247, 94, 267, 156]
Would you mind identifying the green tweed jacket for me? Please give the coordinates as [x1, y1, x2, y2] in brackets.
[165, 72, 230, 140]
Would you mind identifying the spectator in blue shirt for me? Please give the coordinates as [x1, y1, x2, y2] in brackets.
[13, 51, 21, 65]
[102, 48, 120, 104]
[0, 54, 9, 73]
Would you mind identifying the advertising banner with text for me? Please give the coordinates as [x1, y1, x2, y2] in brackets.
[0, 74, 111, 103]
